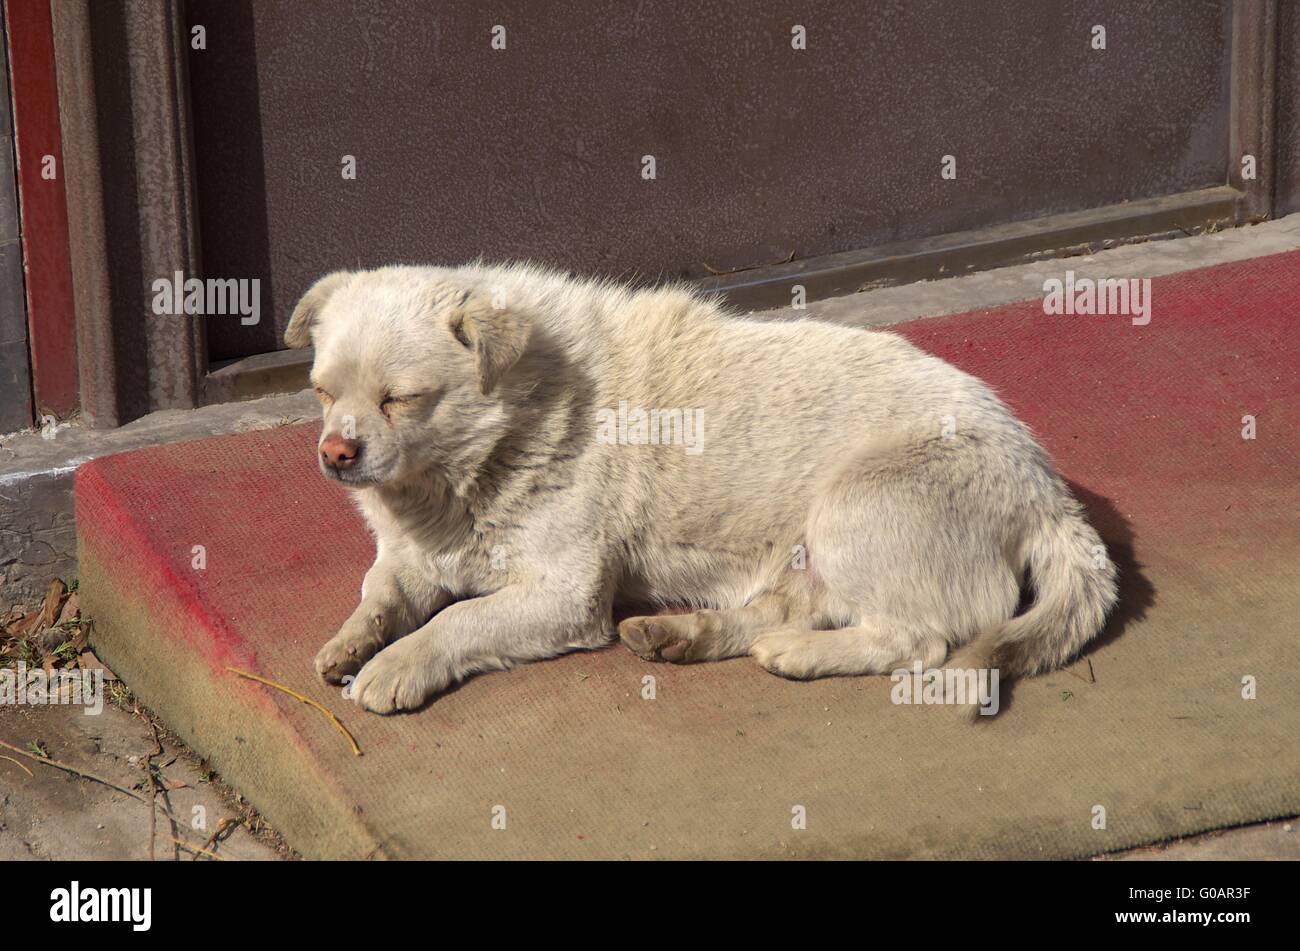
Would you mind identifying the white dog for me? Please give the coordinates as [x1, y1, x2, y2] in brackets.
[286, 263, 1117, 714]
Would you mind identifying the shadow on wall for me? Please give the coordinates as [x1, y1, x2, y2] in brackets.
[187, 0, 275, 361]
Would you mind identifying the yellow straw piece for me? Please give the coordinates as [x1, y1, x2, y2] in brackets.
[225, 667, 362, 757]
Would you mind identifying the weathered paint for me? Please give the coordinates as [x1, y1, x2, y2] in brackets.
[4, 0, 78, 417]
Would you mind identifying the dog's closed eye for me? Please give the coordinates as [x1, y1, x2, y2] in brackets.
[379, 393, 424, 418]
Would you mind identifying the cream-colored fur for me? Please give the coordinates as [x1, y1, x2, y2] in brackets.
[286, 262, 1117, 715]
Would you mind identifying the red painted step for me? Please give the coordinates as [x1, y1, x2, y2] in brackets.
[75, 251, 1300, 858]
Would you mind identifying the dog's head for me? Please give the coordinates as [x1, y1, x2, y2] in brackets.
[285, 267, 531, 488]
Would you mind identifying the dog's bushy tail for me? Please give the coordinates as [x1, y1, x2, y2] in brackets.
[948, 497, 1117, 708]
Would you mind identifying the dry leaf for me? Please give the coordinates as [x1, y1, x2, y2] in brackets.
[36, 579, 65, 629]
[55, 592, 80, 627]
[11, 580, 65, 637]
[11, 609, 43, 637]
[78, 650, 118, 682]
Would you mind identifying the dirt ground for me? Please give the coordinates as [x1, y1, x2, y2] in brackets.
[0, 578, 291, 860]
[0, 698, 290, 861]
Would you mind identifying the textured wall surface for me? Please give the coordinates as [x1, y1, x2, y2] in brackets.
[185, 0, 1233, 359]
[1277, 1, 1300, 218]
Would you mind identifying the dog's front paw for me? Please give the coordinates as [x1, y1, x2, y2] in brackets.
[349, 636, 451, 715]
[314, 619, 385, 685]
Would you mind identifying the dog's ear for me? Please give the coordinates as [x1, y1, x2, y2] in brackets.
[447, 295, 531, 395]
[284, 271, 350, 348]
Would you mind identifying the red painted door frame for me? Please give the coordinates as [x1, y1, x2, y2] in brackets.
[4, 0, 77, 419]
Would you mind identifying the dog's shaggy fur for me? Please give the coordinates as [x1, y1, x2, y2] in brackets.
[286, 262, 1117, 714]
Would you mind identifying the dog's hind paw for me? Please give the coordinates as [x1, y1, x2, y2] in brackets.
[618, 613, 712, 663]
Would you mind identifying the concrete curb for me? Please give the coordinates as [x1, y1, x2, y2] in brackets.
[1, 391, 316, 606]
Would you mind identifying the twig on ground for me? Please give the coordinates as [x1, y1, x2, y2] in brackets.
[0, 737, 220, 859]
[193, 815, 242, 861]
[0, 754, 34, 777]
[159, 832, 226, 861]
[225, 667, 362, 756]
[0, 737, 179, 820]
[139, 708, 164, 861]
[702, 249, 795, 276]
[1064, 663, 1092, 684]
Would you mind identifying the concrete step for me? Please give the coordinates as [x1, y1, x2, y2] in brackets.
[74, 251, 1300, 858]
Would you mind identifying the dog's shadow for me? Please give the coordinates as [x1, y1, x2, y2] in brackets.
[990, 480, 1156, 716]
[1070, 480, 1156, 653]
